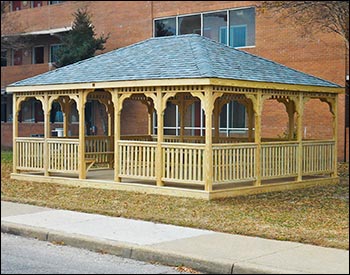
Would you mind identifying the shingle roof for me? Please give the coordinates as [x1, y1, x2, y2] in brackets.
[9, 34, 340, 88]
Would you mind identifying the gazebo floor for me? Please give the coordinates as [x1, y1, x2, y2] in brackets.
[11, 169, 338, 200]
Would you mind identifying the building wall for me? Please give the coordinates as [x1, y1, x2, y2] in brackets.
[1, 1, 348, 160]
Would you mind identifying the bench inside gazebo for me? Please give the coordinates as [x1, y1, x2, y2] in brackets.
[8, 34, 343, 200]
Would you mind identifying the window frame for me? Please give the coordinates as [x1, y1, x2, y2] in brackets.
[1, 49, 7, 67]
[32, 45, 45, 64]
[153, 6, 255, 49]
[49, 44, 62, 63]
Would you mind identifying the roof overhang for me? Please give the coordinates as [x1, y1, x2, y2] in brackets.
[1, 26, 72, 38]
[6, 78, 344, 94]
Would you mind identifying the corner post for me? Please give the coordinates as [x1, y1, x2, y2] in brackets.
[330, 96, 338, 177]
[112, 91, 121, 182]
[43, 94, 51, 176]
[295, 94, 305, 181]
[204, 88, 214, 192]
[255, 92, 263, 186]
[78, 90, 87, 179]
[12, 94, 19, 174]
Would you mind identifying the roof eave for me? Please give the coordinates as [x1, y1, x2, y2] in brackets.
[6, 78, 212, 93]
[6, 77, 344, 94]
[209, 78, 344, 94]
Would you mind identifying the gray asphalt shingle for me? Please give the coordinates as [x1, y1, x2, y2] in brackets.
[9, 34, 340, 88]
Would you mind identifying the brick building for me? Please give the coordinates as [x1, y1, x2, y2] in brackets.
[1, 1, 348, 161]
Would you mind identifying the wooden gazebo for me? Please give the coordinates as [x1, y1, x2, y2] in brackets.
[8, 35, 344, 199]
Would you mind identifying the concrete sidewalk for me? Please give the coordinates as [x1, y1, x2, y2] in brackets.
[1, 201, 349, 274]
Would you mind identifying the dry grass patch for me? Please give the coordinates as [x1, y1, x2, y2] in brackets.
[1, 153, 348, 250]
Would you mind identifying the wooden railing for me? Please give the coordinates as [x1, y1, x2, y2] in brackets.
[213, 143, 256, 183]
[15, 137, 336, 186]
[261, 142, 298, 179]
[162, 143, 205, 184]
[48, 138, 79, 173]
[15, 137, 45, 171]
[85, 136, 113, 165]
[302, 140, 335, 175]
[118, 140, 157, 180]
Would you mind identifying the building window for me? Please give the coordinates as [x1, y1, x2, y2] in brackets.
[33, 46, 44, 64]
[20, 99, 43, 123]
[1, 95, 7, 122]
[13, 49, 22, 65]
[229, 8, 255, 47]
[1, 94, 13, 122]
[50, 102, 63, 123]
[203, 11, 227, 43]
[163, 102, 179, 135]
[178, 14, 201, 35]
[49, 1, 64, 5]
[12, 1, 21, 11]
[154, 7, 255, 48]
[155, 18, 176, 37]
[32, 1, 43, 8]
[1, 50, 7, 67]
[220, 101, 246, 134]
[49, 44, 61, 63]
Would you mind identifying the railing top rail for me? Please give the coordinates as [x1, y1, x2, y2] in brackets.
[15, 137, 45, 142]
[161, 142, 205, 149]
[302, 139, 335, 144]
[213, 142, 257, 148]
[261, 141, 299, 146]
[118, 140, 157, 146]
[48, 138, 79, 144]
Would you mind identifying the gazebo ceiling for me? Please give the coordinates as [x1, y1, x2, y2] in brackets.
[8, 34, 341, 90]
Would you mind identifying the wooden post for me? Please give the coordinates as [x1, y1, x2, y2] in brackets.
[156, 89, 164, 186]
[12, 94, 18, 174]
[246, 92, 264, 186]
[295, 94, 305, 182]
[330, 96, 338, 177]
[111, 92, 132, 182]
[254, 92, 263, 186]
[112, 91, 120, 182]
[78, 90, 87, 179]
[192, 88, 222, 192]
[204, 95, 213, 192]
[146, 89, 176, 186]
[44, 96, 51, 176]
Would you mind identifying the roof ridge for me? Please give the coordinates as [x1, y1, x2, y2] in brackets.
[188, 35, 213, 77]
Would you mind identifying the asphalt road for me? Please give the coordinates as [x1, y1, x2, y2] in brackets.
[1, 233, 193, 274]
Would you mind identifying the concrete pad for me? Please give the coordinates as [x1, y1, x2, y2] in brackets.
[1, 201, 52, 217]
[1, 209, 214, 245]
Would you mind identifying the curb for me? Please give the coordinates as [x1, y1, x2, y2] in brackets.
[1, 221, 233, 274]
[1, 221, 308, 274]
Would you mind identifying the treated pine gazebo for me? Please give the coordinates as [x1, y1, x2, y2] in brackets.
[7, 34, 344, 199]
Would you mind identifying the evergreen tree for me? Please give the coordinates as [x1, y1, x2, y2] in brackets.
[55, 8, 109, 67]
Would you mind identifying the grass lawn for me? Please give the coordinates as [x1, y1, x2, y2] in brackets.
[1, 151, 349, 250]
